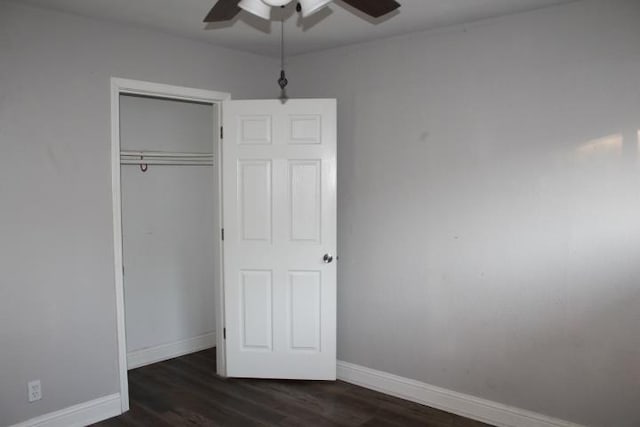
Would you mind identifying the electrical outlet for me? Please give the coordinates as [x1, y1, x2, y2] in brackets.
[27, 380, 41, 402]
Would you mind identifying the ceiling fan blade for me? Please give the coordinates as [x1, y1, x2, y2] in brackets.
[203, 0, 242, 22]
[340, 0, 400, 18]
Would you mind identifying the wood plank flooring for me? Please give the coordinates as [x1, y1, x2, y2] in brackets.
[93, 348, 493, 427]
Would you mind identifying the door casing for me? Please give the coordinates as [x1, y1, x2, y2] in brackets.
[110, 78, 230, 413]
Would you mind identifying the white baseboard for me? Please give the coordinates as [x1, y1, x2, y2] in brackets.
[337, 361, 583, 427]
[11, 393, 121, 427]
[127, 332, 216, 370]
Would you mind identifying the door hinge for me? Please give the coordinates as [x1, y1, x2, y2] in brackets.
[220, 127, 223, 139]
[122, 265, 124, 276]
[221, 228, 225, 241]
[223, 328, 226, 340]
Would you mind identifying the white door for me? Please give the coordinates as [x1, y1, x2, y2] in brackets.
[222, 99, 337, 379]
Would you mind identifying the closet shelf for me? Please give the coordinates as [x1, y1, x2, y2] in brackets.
[121, 150, 213, 158]
[120, 150, 214, 167]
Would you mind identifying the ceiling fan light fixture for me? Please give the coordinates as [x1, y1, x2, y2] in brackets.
[261, 0, 292, 6]
[238, 0, 272, 20]
[298, 0, 333, 17]
[204, 0, 401, 23]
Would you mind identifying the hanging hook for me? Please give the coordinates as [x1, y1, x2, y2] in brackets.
[140, 156, 148, 172]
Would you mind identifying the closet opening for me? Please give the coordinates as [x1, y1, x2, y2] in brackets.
[111, 78, 230, 412]
[120, 92, 217, 369]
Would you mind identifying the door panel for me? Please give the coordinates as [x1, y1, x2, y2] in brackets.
[238, 160, 272, 241]
[289, 271, 322, 352]
[223, 99, 336, 380]
[240, 270, 273, 351]
[289, 160, 321, 242]
[238, 115, 272, 145]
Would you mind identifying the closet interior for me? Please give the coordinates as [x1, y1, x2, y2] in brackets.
[119, 94, 218, 370]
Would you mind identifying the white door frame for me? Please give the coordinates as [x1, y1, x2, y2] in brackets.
[110, 77, 230, 413]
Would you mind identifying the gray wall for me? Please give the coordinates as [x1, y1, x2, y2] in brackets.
[0, 2, 276, 425]
[120, 95, 216, 354]
[3, 0, 640, 426]
[289, 1, 640, 426]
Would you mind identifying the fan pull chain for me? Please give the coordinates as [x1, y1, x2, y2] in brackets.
[278, 7, 288, 100]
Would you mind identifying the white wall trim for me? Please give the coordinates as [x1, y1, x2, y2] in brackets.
[111, 77, 231, 413]
[337, 361, 584, 427]
[10, 393, 121, 427]
[127, 332, 216, 370]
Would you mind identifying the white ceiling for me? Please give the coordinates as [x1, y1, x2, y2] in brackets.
[14, 0, 576, 57]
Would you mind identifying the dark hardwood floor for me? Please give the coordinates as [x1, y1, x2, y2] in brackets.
[93, 349, 493, 427]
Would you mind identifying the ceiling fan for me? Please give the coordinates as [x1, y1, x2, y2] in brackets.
[204, 0, 401, 22]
